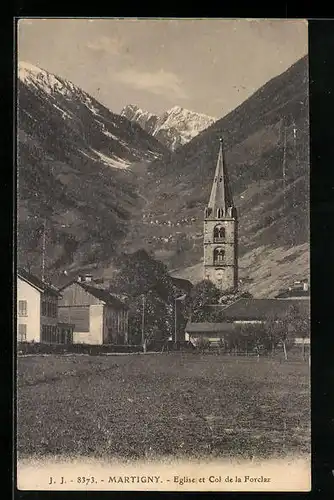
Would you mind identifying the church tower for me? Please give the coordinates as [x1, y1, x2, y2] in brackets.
[203, 137, 238, 292]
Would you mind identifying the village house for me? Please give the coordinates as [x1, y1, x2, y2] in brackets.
[185, 322, 236, 346]
[275, 279, 310, 299]
[207, 297, 310, 323]
[185, 297, 310, 347]
[17, 268, 70, 343]
[58, 275, 129, 345]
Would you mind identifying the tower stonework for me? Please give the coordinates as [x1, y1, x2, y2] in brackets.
[203, 137, 238, 292]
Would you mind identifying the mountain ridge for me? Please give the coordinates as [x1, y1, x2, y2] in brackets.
[121, 104, 216, 150]
[17, 61, 168, 282]
[17, 57, 309, 298]
[125, 56, 309, 297]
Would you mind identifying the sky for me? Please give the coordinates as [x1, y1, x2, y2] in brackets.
[18, 18, 308, 118]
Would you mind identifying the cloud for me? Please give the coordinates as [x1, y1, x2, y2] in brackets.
[113, 68, 189, 99]
[86, 36, 124, 56]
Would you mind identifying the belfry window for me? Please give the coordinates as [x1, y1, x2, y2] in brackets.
[214, 225, 225, 241]
[217, 208, 223, 218]
[214, 248, 225, 264]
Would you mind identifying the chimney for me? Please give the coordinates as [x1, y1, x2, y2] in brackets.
[77, 274, 93, 283]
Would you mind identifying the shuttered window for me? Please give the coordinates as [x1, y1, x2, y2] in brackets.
[18, 323, 27, 341]
[18, 300, 27, 316]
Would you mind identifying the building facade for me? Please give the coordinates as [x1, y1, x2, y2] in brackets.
[58, 279, 129, 345]
[204, 137, 238, 292]
[17, 268, 60, 343]
[206, 298, 310, 345]
[187, 298, 310, 348]
[185, 322, 236, 346]
[275, 279, 310, 299]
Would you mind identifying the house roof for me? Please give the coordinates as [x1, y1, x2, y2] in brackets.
[275, 289, 310, 299]
[77, 282, 128, 310]
[185, 322, 236, 333]
[17, 268, 61, 296]
[208, 298, 310, 321]
[170, 276, 193, 292]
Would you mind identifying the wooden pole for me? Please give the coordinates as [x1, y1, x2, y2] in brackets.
[141, 294, 146, 352]
[174, 298, 177, 344]
[282, 126, 287, 211]
[302, 337, 305, 361]
[125, 311, 129, 345]
[42, 218, 46, 282]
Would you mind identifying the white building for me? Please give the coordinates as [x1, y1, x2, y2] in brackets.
[17, 268, 61, 343]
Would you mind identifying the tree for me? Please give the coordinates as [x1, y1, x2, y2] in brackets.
[234, 323, 268, 354]
[110, 249, 189, 345]
[235, 304, 310, 361]
[128, 290, 174, 345]
[265, 310, 297, 361]
[218, 289, 253, 306]
[191, 336, 210, 353]
[112, 249, 174, 300]
[187, 279, 221, 322]
[285, 304, 310, 360]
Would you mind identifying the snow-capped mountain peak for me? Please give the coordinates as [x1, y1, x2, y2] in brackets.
[121, 103, 216, 151]
[168, 105, 183, 113]
[121, 104, 159, 136]
[18, 61, 44, 79]
[18, 60, 82, 99]
[18, 62, 167, 171]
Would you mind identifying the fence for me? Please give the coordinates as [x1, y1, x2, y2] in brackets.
[147, 340, 196, 352]
[17, 342, 143, 356]
[17, 340, 309, 358]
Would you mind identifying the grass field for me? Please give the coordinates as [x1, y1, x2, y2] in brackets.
[17, 353, 310, 461]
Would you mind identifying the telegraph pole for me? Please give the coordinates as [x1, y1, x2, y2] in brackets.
[174, 297, 177, 344]
[41, 218, 46, 282]
[141, 294, 146, 352]
[282, 125, 287, 211]
[292, 119, 297, 151]
[292, 120, 298, 169]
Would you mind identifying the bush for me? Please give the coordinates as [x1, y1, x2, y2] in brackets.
[233, 323, 270, 353]
[191, 336, 211, 352]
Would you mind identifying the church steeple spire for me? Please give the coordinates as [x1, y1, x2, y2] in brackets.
[207, 137, 234, 217]
[203, 136, 238, 292]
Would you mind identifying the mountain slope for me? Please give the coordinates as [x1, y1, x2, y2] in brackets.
[121, 104, 216, 150]
[127, 56, 309, 297]
[17, 62, 168, 281]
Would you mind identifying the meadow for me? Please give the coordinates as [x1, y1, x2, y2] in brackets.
[17, 353, 310, 461]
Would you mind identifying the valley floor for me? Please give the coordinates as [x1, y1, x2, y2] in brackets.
[17, 354, 310, 461]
